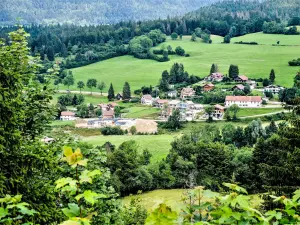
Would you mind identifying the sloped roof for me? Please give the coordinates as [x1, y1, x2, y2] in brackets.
[142, 94, 153, 100]
[61, 111, 75, 116]
[237, 75, 248, 81]
[226, 96, 262, 102]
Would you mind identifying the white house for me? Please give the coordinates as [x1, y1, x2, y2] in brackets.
[246, 80, 257, 89]
[60, 111, 76, 121]
[169, 100, 181, 108]
[141, 95, 153, 105]
[264, 85, 284, 94]
[225, 96, 262, 108]
[167, 90, 177, 98]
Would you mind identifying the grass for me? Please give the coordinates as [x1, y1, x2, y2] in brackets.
[237, 108, 284, 117]
[231, 32, 300, 45]
[51, 120, 75, 126]
[122, 189, 185, 212]
[68, 33, 299, 93]
[123, 106, 160, 119]
[122, 188, 263, 212]
[82, 134, 178, 162]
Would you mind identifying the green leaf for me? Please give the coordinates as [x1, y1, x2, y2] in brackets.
[63, 146, 73, 157]
[292, 189, 300, 202]
[55, 177, 77, 190]
[62, 203, 80, 218]
[79, 170, 101, 184]
[0, 208, 9, 220]
[75, 190, 106, 205]
[223, 183, 248, 194]
[60, 220, 81, 225]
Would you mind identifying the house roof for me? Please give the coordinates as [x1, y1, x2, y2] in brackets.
[98, 103, 118, 108]
[168, 90, 177, 93]
[226, 96, 262, 102]
[61, 111, 75, 116]
[169, 100, 181, 105]
[211, 72, 224, 77]
[156, 99, 169, 104]
[181, 87, 195, 95]
[215, 104, 225, 110]
[233, 84, 245, 90]
[204, 83, 215, 87]
[236, 75, 248, 81]
[186, 101, 194, 105]
[142, 94, 153, 100]
[102, 108, 114, 117]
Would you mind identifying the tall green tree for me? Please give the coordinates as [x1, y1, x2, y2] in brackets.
[123, 82, 131, 100]
[77, 80, 85, 93]
[165, 109, 182, 130]
[0, 27, 61, 224]
[228, 64, 239, 79]
[171, 32, 178, 40]
[63, 72, 75, 89]
[108, 83, 115, 101]
[210, 63, 219, 74]
[269, 69, 276, 83]
[97, 81, 106, 95]
[191, 33, 197, 41]
[86, 78, 97, 95]
[229, 104, 240, 120]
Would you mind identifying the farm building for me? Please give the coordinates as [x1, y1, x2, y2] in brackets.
[225, 96, 262, 107]
[60, 111, 76, 121]
[141, 95, 153, 105]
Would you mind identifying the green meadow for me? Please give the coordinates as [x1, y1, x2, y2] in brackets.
[69, 33, 299, 93]
[82, 134, 177, 162]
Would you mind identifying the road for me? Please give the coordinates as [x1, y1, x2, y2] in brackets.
[57, 90, 108, 96]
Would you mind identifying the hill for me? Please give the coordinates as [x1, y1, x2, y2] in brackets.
[70, 34, 299, 92]
[0, 0, 217, 25]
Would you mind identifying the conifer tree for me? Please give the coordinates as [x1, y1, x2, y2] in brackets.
[108, 83, 115, 101]
[228, 64, 239, 79]
[122, 82, 131, 100]
[210, 63, 219, 74]
[269, 69, 276, 83]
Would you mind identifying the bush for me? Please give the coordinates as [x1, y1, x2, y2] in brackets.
[288, 58, 300, 66]
[175, 46, 185, 56]
[234, 41, 258, 45]
[185, 53, 190, 57]
[100, 126, 124, 135]
[130, 97, 140, 103]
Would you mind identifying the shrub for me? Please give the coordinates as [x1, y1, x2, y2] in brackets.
[234, 41, 258, 45]
[100, 126, 124, 135]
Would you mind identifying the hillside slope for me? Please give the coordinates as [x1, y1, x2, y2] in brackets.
[0, 0, 217, 25]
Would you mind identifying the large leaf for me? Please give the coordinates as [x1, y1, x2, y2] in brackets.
[79, 170, 101, 184]
[55, 177, 77, 190]
[75, 190, 106, 205]
[63, 146, 73, 157]
[223, 183, 248, 194]
[0, 208, 9, 220]
[62, 203, 80, 218]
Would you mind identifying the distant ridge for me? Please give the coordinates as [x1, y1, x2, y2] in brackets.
[0, 0, 219, 25]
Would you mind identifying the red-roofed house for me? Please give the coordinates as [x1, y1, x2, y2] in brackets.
[60, 111, 76, 121]
[225, 96, 262, 107]
[203, 83, 215, 92]
[235, 75, 249, 83]
[155, 99, 169, 108]
[102, 105, 115, 120]
[213, 104, 225, 118]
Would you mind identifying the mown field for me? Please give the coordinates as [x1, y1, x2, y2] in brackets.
[82, 134, 177, 162]
[68, 33, 299, 92]
[237, 107, 284, 117]
[122, 188, 263, 213]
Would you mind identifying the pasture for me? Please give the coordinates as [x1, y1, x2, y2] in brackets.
[68, 33, 299, 93]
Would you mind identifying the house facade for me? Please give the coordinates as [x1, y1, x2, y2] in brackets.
[180, 87, 195, 99]
[212, 104, 225, 119]
[167, 90, 177, 98]
[102, 104, 115, 120]
[141, 95, 153, 105]
[203, 83, 215, 92]
[264, 85, 284, 94]
[60, 111, 76, 121]
[225, 96, 262, 107]
[155, 99, 169, 108]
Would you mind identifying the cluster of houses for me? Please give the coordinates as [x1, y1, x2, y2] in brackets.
[140, 73, 285, 120]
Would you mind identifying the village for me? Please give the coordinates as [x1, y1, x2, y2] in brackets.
[59, 71, 285, 132]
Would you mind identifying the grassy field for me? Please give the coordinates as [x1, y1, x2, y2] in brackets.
[122, 188, 263, 213]
[231, 32, 300, 45]
[237, 108, 284, 117]
[68, 33, 299, 92]
[123, 106, 160, 119]
[82, 134, 178, 162]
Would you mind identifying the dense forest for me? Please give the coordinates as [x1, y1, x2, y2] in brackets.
[0, 0, 218, 25]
